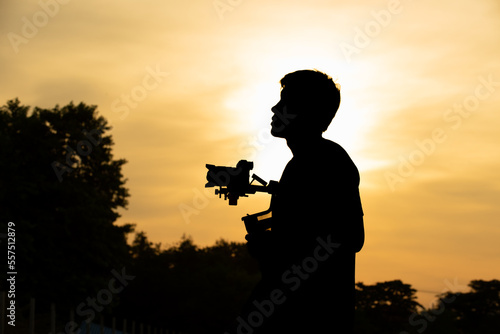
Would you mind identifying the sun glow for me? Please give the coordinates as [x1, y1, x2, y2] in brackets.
[223, 58, 383, 178]
[222, 80, 290, 181]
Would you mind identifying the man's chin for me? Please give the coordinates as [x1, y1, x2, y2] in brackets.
[270, 128, 286, 138]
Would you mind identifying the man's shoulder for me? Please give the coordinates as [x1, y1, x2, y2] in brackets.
[321, 139, 351, 159]
[320, 139, 359, 174]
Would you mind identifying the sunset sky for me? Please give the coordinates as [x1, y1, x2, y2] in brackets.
[2, 0, 499, 306]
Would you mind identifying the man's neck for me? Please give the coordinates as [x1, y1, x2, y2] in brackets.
[286, 133, 324, 157]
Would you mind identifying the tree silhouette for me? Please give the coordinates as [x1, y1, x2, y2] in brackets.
[118, 233, 260, 334]
[130, 231, 162, 259]
[354, 280, 423, 333]
[427, 279, 500, 334]
[0, 98, 132, 308]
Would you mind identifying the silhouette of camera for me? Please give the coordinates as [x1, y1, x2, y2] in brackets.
[205, 160, 273, 206]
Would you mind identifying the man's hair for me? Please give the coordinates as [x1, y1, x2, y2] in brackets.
[280, 69, 341, 132]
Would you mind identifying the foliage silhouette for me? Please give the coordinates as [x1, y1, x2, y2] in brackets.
[119, 234, 500, 334]
[425, 279, 500, 334]
[117, 233, 261, 334]
[0, 98, 132, 308]
[354, 280, 423, 333]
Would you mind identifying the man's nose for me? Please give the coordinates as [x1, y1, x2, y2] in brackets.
[271, 101, 282, 114]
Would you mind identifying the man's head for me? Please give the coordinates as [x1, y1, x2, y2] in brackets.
[271, 69, 341, 138]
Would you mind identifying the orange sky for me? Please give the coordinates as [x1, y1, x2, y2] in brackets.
[2, 0, 500, 307]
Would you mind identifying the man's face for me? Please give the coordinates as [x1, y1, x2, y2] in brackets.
[270, 87, 299, 138]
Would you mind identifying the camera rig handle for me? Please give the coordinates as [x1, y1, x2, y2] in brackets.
[241, 203, 274, 234]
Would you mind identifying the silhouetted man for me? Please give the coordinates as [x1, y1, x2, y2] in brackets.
[241, 70, 365, 333]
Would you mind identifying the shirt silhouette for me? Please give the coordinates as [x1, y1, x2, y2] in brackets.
[238, 70, 364, 334]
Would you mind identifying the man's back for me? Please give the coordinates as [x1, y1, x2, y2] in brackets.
[242, 139, 363, 333]
[271, 139, 363, 250]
